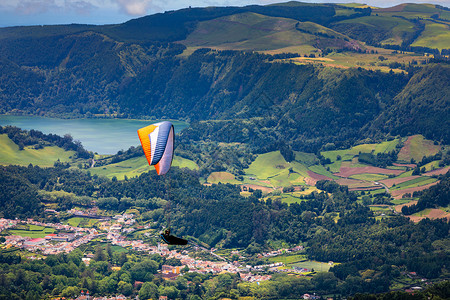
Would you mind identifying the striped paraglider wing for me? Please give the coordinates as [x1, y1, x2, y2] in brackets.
[137, 121, 174, 175]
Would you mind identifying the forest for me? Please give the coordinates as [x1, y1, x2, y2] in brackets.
[0, 157, 449, 298]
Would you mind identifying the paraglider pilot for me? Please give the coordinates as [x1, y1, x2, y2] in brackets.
[160, 228, 188, 245]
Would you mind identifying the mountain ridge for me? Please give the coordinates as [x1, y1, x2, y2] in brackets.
[0, 2, 449, 149]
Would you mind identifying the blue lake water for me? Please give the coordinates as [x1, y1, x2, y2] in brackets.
[0, 115, 188, 154]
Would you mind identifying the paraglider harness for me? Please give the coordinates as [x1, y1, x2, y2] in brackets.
[160, 228, 188, 245]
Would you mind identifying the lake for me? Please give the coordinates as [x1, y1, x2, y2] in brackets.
[0, 115, 188, 154]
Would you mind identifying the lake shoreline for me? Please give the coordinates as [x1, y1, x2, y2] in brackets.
[0, 115, 189, 155]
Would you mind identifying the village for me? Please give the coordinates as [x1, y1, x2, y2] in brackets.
[0, 213, 311, 285]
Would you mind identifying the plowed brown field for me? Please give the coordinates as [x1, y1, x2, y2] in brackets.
[391, 181, 439, 198]
[335, 166, 403, 177]
[379, 176, 421, 188]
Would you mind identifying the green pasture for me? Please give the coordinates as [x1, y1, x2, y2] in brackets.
[326, 160, 341, 173]
[90, 155, 198, 180]
[268, 254, 307, 264]
[0, 134, 75, 167]
[421, 160, 441, 172]
[375, 139, 400, 153]
[111, 245, 128, 253]
[412, 208, 432, 217]
[350, 173, 389, 181]
[290, 260, 332, 272]
[308, 164, 339, 180]
[390, 199, 412, 205]
[397, 170, 414, 178]
[66, 217, 99, 228]
[274, 193, 305, 205]
[336, 16, 415, 46]
[386, 165, 408, 170]
[391, 176, 437, 190]
[207, 172, 241, 184]
[441, 205, 450, 213]
[267, 169, 307, 187]
[294, 151, 318, 166]
[297, 21, 346, 39]
[182, 12, 318, 53]
[320, 140, 399, 163]
[321, 149, 352, 162]
[245, 151, 289, 179]
[173, 156, 199, 170]
[412, 21, 450, 50]
[398, 135, 440, 162]
[366, 188, 388, 196]
[369, 206, 391, 212]
[8, 227, 55, 238]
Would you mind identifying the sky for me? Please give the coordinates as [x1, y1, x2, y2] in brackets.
[0, 0, 449, 27]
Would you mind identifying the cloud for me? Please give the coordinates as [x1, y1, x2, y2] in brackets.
[115, 0, 151, 15]
[10, 0, 97, 15]
[65, 0, 96, 15]
[15, 0, 57, 15]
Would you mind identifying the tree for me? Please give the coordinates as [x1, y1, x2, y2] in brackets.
[139, 282, 159, 300]
[118, 281, 133, 296]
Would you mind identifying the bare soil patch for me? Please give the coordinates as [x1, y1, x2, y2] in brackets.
[336, 178, 375, 189]
[336, 166, 403, 177]
[380, 175, 421, 188]
[424, 166, 450, 176]
[394, 200, 417, 213]
[305, 171, 332, 185]
[408, 209, 450, 223]
[241, 184, 274, 193]
[391, 181, 439, 199]
[397, 136, 414, 162]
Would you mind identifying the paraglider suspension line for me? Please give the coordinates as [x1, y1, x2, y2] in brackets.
[164, 174, 172, 230]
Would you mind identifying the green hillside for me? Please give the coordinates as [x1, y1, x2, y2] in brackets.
[181, 12, 356, 54]
[0, 134, 74, 167]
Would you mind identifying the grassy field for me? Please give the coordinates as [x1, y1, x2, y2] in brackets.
[339, 15, 416, 46]
[390, 199, 413, 205]
[245, 151, 289, 179]
[290, 260, 332, 272]
[182, 12, 318, 54]
[369, 206, 391, 212]
[350, 173, 389, 181]
[397, 135, 440, 162]
[320, 140, 399, 164]
[411, 21, 450, 50]
[8, 226, 56, 238]
[0, 134, 75, 167]
[412, 208, 432, 217]
[268, 254, 307, 264]
[207, 172, 241, 184]
[308, 164, 339, 180]
[66, 217, 99, 228]
[391, 176, 437, 190]
[90, 155, 198, 180]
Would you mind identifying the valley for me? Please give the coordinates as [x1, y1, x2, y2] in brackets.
[0, 1, 449, 299]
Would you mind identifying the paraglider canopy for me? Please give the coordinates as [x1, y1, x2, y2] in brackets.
[137, 121, 174, 175]
[138, 121, 188, 245]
